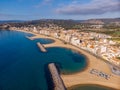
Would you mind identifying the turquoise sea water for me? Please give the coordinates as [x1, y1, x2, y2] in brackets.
[0, 30, 87, 90]
[0, 30, 113, 90]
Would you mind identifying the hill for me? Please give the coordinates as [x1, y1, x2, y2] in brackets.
[82, 18, 120, 24]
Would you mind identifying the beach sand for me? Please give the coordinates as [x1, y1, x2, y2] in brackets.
[11, 30, 120, 90]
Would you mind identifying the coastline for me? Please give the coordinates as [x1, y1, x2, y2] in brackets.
[67, 84, 117, 90]
[10, 29, 120, 90]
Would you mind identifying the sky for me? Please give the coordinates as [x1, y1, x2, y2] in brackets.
[0, 0, 120, 20]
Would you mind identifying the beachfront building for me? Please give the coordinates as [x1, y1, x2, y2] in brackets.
[54, 32, 59, 38]
[65, 34, 72, 43]
[44, 30, 50, 36]
[71, 37, 80, 46]
[33, 27, 38, 33]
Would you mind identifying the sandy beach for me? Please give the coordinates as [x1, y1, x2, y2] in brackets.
[11, 30, 120, 90]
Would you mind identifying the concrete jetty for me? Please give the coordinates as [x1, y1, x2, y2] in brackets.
[48, 63, 66, 90]
[26, 36, 34, 40]
[37, 42, 47, 52]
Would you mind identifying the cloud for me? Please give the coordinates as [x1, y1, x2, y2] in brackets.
[34, 0, 53, 8]
[56, 0, 120, 15]
[43, 0, 53, 4]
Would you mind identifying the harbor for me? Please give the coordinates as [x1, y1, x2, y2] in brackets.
[13, 29, 120, 90]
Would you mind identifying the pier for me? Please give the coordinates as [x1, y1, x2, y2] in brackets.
[37, 42, 47, 52]
[48, 63, 66, 90]
[26, 36, 34, 40]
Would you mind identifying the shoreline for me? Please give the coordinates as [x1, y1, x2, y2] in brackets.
[67, 84, 117, 90]
[10, 29, 120, 90]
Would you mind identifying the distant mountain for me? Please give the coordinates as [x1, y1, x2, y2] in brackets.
[82, 18, 120, 24]
[0, 20, 25, 24]
[1, 18, 120, 25]
[26, 19, 78, 29]
[1, 18, 120, 30]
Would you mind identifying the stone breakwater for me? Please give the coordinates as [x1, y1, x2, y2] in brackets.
[48, 63, 66, 90]
[37, 42, 47, 52]
[26, 36, 34, 40]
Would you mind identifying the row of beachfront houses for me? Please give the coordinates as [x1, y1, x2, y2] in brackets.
[10, 26, 120, 67]
[57, 31, 120, 66]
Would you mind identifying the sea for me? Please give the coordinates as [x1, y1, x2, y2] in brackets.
[0, 30, 113, 90]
